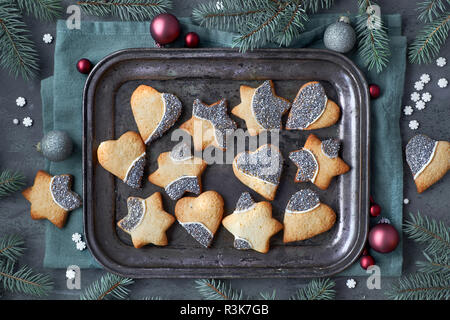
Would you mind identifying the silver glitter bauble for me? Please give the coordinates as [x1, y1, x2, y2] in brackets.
[38, 130, 73, 162]
[323, 17, 356, 53]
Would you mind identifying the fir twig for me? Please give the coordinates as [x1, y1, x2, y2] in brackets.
[14, 0, 62, 22]
[290, 278, 335, 300]
[386, 272, 450, 300]
[80, 273, 134, 300]
[417, 0, 449, 23]
[259, 290, 277, 300]
[274, 1, 308, 47]
[77, 0, 172, 21]
[0, 235, 25, 262]
[416, 252, 450, 278]
[0, 169, 25, 198]
[0, 3, 39, 80]
[403, 212, 450, 256]
[195, 279, 243, 300]
[192, 0, 271, 32]
[303, 0, 333, 13]
[408, 12, 450, 64]
[0, 260, 53, 297]
[356, 0, 391, 73]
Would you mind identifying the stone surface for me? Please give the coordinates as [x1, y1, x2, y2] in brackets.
[0, 0, 449, 300]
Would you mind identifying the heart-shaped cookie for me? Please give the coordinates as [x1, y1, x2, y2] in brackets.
[130, 85, 182, 144]
[233, 144, 283, 200]
[406, 134, 450, 193]
[97, 131, 146, 188]
[175, 191, 224, 247]
[283, 189, 336, 242]
[286, 81, 340, 130]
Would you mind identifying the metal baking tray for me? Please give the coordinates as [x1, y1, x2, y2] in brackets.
[83, 48, 370, 278]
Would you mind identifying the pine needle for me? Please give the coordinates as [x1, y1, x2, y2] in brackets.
[404, 212, 450, 257]
[417, 0, 449, 23]
[289, 278, 336, 300]
[80, 273, 134, 300]
[0, 235, 25, 262]
[0, 169, 25, 198]
[0, 3, 39, 80]
[0, 260, 53, 297]
[259, 290, 277, 300]
[386, 272, 450, 300]
[195, 279, 243, 300]
[274, 1, 308, 47]
[356, 0, 391, 73]
[408, 13, 450, 64]
[14, 0, 62, 22]
[416, 252, 450, 277]
[77, 0, 172, 21]
[192, 0, 271, 32]
[303, 0, 334, 13]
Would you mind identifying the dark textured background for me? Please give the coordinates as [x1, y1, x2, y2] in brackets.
[0, 0, 449, 300]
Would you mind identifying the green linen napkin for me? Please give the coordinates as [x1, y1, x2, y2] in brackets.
[42, 15, 406, 276]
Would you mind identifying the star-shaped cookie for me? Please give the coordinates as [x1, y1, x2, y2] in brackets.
[222, 192, 283, 253]
[22, 170, 82, 228]
[148, 143, 208, 200]
[117, 192, 175, 248]
[289, 134, 350, 190]
[232, 80, 291, 136]
[180, 98, 237, 151]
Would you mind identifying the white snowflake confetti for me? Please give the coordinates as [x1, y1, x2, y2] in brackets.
[403, 105, 413, 116]
[414, 81, 424, 91]
[415, 100, 426, 110]
[420, 74, 430, 84]
[409, 120, 419, 130]
[43, 33, 53, 44]
[72, 233, 82, 243]
[421, 92, 432, 102]
[410, 92, 420, 102]
[346, 279, 357, 289]
[13, 118, 19, 125]
[438, 78, 448, 88]
[22, 117, 33, 127]
[215, 1, 224, 10]
[436, 57, 446, 67]
[16, 97, 26, 107]
[66, 269, 76, 280]
[379, 217, 391, 224]
[76, 241, 86, 251]
[403, 198, 409, 204]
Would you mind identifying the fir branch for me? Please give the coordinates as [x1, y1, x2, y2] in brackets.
[14, 0, 62, 22]
[408, 12, 450, 64]
[80, 273, 134, 300]
[233, 1, 291, 51]
[274, 1, 308, 47]
[259, 290, 277, 300]
[404, 212, 450, 256]
[192, 0, 271, 32]
[0, 169, 25, 198]
[416, 252, 450, 278]
[303, 0, 333, 13]
[195, 279, 243, 300]
[417, 0, 449, 23]
[0, 235, 25, 262]
[290, 278, 335, 300]
[386, 272, 450, 300]
[77, 0, 172, 21]
[0, 260, 53, 297]
[356, 0, 391, 73]
[0, 3, 39, 80]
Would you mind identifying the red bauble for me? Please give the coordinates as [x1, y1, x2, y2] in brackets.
[369, 84, 380, 99]
[76, 58, 92, 74]
[150, 13, 180, 45]
[370, 203, 381, 217]
[185, 32, 200, 48]
[360, 255, 375, 269]
[368, 223, 399, 253]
